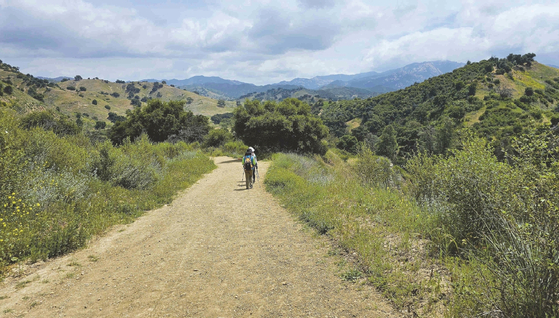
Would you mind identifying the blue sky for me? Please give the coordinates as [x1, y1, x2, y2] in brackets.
[1, 0, 558, 84]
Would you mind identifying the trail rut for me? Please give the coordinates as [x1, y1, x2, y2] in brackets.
[0, 157, 398, 317]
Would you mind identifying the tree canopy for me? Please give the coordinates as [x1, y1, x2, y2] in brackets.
[233, 98, 328, 154]
[109, 99, 210, 145]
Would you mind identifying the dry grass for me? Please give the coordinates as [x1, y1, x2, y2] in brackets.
[0, 70, 235, 120]
[464, 106, 485, 127]
[346, 118, 362, 131]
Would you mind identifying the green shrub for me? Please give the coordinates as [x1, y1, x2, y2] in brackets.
[353, 146, 401, 188]
[203, 128, 233, 148]
[406, 130, 559, 317]
[94, 121, 106, 130]
[222, 140, 248, 156]
[406, 134, 517, 250]
[20, 111, 80, 136]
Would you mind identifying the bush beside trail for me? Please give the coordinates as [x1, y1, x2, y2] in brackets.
[0, 107, 216, 270]
[264, 151, 442, 316]
[406, 129, 559, 317]
[265, 127, 559, 317]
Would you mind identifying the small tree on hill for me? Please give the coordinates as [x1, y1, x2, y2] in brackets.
[94, 121, 107, 130]
[468, 82, 477, 96]
[376, 124, 399, 161]
[337, 134, 359, 154]
[3, 85, 12, 95]
[74, 75, 82, 81]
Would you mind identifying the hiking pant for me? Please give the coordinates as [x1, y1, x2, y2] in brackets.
[245, 169, 253, 189]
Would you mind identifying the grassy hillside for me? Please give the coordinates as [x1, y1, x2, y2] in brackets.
[239, 86, 378, 103]
[315, 54, 559, 160]
[0, 62, 236, 123]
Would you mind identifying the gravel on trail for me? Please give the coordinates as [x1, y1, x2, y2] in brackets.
[0, 157, 398, 317]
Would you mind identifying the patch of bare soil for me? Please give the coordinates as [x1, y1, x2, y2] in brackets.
[0, 157, 398, 317]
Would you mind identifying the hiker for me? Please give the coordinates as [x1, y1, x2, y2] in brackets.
[242, 148, 257, 189]
[248, 147, 258, 183]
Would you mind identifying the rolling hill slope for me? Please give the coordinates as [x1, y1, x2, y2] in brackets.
[0, 63, 236, 124]
[315, 54, 559, 159]
[238, 86, 378, 102]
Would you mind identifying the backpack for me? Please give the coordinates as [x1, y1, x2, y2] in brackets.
[244, 155, 253, 171]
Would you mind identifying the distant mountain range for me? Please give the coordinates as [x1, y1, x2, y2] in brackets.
[548, 64, 559, 69]
[157, 60, 464, 101]
[41, 60, 465, 102]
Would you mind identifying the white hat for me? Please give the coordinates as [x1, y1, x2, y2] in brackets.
[248, 147, 255, 152]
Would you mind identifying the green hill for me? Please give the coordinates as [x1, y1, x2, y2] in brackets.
[238, 86, 378, 103]
[315, 54, 559, 159]
[0, 62, 236, 124]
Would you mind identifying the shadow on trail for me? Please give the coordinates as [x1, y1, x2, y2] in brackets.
[218, 159, 241, 164]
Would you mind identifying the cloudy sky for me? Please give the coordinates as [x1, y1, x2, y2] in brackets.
[1, 0, 558, 85]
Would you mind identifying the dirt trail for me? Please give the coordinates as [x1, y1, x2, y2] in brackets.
[0, 157, 398, 317]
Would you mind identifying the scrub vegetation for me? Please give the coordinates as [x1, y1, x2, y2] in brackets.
[0, 106, 216, 271]
[265, 128, 559, 317]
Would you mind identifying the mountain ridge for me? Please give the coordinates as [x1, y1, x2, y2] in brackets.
[36, 60, 464, 101]
[137, 60, 464, 100]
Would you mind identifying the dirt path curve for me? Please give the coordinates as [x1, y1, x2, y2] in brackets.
[0, 157, 398, 317]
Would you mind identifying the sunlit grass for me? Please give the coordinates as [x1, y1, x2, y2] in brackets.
[265, 152, 446, 315]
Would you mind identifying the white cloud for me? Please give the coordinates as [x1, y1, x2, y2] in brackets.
[297, 0, 338, 9]
[0, 0, 558, 84]
[363, 2, 559, 70]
